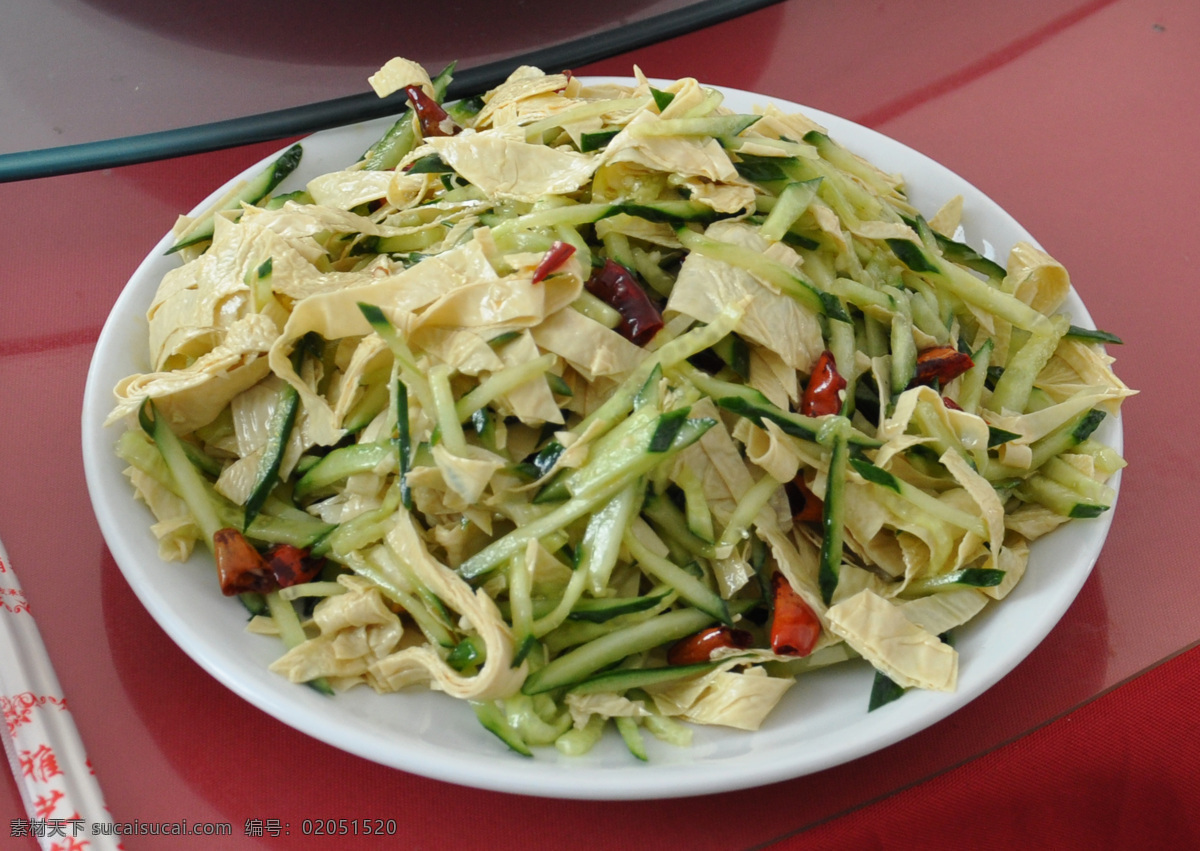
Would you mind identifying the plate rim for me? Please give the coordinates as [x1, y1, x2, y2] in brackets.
[81, 78, 1124, 800]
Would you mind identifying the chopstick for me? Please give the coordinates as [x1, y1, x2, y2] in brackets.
[0, 536, 118, 850]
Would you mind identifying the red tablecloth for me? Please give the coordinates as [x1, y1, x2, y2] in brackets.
[2, 0, 1196, 847]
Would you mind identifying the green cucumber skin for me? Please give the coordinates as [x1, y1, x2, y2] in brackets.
[167, 144, 303, 254]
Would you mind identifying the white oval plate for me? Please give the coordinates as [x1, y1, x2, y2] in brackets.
[82, 81, 1122, 799]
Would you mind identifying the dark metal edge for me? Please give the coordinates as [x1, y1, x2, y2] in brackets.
[0, 0, 782, 182]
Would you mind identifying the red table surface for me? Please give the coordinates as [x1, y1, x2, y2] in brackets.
[2, 0, 1196, 848]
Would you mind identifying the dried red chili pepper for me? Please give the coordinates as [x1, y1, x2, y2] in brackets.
[584, 259, 664, 346]
[910, 345, 974, 388]
[266, 544, 325, 588]
[769, 573, 821, 657]
[531, 241, 577, 283]
[213, 528, 277, 596]
[801, 350, 846, 417]
[667, 625, 754, 666]
[788, 476, 824, 524]
[404, 85, 459, 138]
[941, 396, 963, 411]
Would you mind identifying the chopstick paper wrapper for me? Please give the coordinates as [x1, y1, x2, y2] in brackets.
[0, 536, 118, 850]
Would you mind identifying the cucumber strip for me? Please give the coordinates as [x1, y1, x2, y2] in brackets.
[342, 377, 390, 434]
[578, 481, 643, 597]
[622, 529, 730, 624]
[982, 408, 1106, 482]
[675, 363, 881, 449]
[126, 421, 333, 549]
[615, 716, 648, 762]
[243, 381, 299, 530]
[140, 402, 222, 544]
[573, 302, 743, 438]
[530, 566, 589, 638]
[579, 130, 617, 153]
[571, 291, 623, 328]
[522, 606, 724, 694]
[758, 179, 822, 243]
[640, 711, 693, 747]
[265, 590, 333, 695]
[471, 700, 533, 756]
[293, 441, 393, 503]
[910, 398, 977, 468]
[714, 472, 782, 559]
[675, 464, 715, 544]
[167, 144, 302, 254]
[1074, 438, 1128, 478]
[828, 316, 858, 417]
[393, 376, 413, 510]
[868, 670, 906, 711]
[459, 417, 714, 582]
[504, 694, 572, 745]
[1041, 457, 1118, 505]
[849, 457, 988, 538]
[818, 421, 849, 605]
[649, 408, 690, 452]
[640, 491, 717, 560]
[890, 311, 917, 399]
[709, 332, 751, 381]
[537, 405, 660, 501]
[493, 200, 720, 239]
[362, 63, 454, 171]
[1014, 474, 1110, 518]
[555, 714, 606, 756]
[732, 153, 802, 184]
[508, 553, 535, 647]
[541, 593, 680, 654]
[887, 238, 1052, 333]
[357, 302, 437, 417]
[956, 338, 993, 414]
[376, 227, 446, 254]
[568, 658, 727, 695]
[448, 636, 486, 672]
[632, 115, 760, 138]
[899, 567, 1005, 597]
[548, 409, 712, 504]
[1065, 325, 1123, 345]
[454, 353, 558, 422]
[243, 502, 335, 550]
[313, 484, 402, 559]
[828, 276, 899, 313]
[602, 230, 637, 271]
[803, 130, 901, 200]
[567, 590, 674, 624]
[428, 364, 466, 453]
[674, 226, 839, 319]
[987, 314, 1068, 415]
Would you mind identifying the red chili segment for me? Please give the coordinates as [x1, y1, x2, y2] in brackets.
[769, 573, 821, 657]
[584, 259, 664, 346]
[213, 528, 277, 596]
[910, 345, 974, 388]
[531, 241, 577, 283]
[266, 544, 325, 588]
[787, 476, 824, 524]
[404, 85, 459, 137]
[667, 625, 754, 666]
[801, 350, 846, 417]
